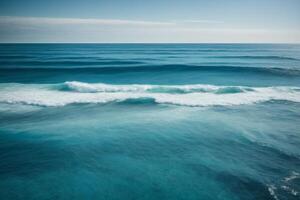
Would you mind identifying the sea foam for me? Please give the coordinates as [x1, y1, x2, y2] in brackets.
[0, 82, 300, 107]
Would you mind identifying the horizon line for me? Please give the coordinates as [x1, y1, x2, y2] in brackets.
[0, 42, 299, 45]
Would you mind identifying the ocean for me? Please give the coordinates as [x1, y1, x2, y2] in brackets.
[0, 44, 300, 200]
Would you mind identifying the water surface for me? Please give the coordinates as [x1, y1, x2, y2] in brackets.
[0, 44, 300, 200]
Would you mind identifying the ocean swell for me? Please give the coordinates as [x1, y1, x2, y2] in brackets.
[1, 65, 300, 76]
[209, 55, 300, 61]
[0, 82, 300, 107]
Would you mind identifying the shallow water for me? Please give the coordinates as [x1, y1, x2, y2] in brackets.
[0, 44, 300, 200]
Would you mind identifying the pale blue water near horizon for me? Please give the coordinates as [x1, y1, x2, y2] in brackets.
[0, 44, 300, 200]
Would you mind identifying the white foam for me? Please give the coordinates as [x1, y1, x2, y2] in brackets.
[284, 171, 300, 182]
[65, 81, 152, 93]
[268, 185, 279, 200]
[281, 185, 298, 196]
[64, 81, 250, 93]
[0, 82, 300, 107]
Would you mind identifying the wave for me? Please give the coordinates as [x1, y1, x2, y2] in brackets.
[1, 65, 300, 76]
[210, 55, 300, 61]
[63, 81, 254, 94]
[0, 82, 300, 107]
[0, 60, 144, 66]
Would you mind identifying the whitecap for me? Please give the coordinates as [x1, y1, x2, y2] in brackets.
[0, 82, 300, 107]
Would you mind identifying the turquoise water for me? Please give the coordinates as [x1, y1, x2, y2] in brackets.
[0, 44, 300, 200]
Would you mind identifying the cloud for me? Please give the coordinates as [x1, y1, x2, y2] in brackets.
[0, 16, 299, 43]
[0, 16, 175, 26]
[0, 16, 226, 28]
[177, 20, 224, 24]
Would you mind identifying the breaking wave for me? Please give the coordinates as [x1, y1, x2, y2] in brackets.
[63, 81, 255, 94]
[0, 82, 300, 107]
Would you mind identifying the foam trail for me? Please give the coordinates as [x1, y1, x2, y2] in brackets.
[0, 82, 300, 107]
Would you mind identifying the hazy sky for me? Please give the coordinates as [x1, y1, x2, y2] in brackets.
[0, 0, 299, 43]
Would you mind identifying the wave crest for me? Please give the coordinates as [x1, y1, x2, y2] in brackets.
[63, 81, 254, 94]
[0, 82, 300, 107]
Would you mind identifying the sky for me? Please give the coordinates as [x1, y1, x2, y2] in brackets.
[0, 0, 299, 43]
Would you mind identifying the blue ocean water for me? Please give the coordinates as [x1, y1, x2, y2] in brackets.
[0, 44, 300, 200]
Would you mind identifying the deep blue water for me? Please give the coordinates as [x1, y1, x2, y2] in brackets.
[0, 44, 300, 200]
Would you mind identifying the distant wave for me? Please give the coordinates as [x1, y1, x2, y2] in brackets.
[0, 82, 299, 107]
[0, 55, 34, 59]
[1, 65, 300, 76]
[210, 55, 300, 61]
[0, 60, 144, 66]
